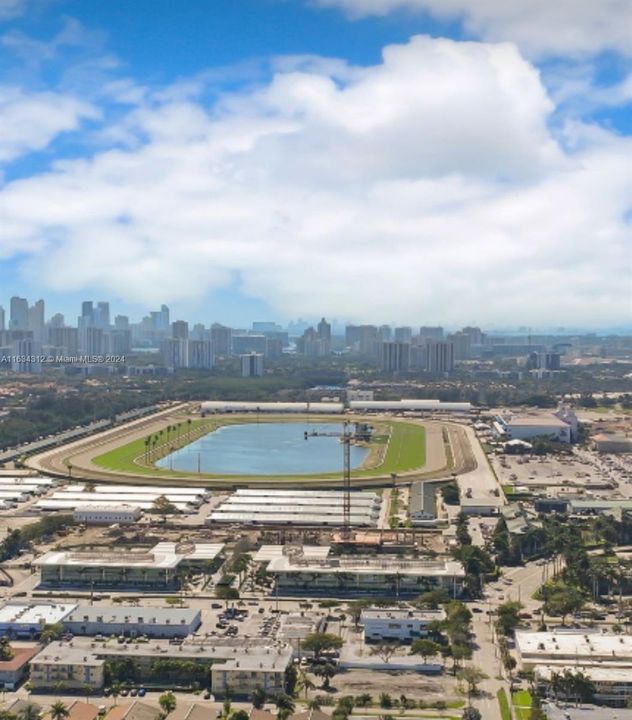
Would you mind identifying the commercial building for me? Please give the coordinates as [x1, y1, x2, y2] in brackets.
[73, 504, 143, 525]
[34, 541, 224, 590]
[62, 605, 201, 638]
[30, 638, 293, 696]
[0, 602, 76, 638]
[591, 433, 632, 453]
[493, 413, 573, 443]
[516, 631, 632, 707]
[264, 545, 465, 597]
[409, 480, 443, 526]
[361, 607, 445, 643]
[201, 401, 344, 414]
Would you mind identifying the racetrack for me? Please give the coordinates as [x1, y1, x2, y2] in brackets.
[26, 405, 477, 489]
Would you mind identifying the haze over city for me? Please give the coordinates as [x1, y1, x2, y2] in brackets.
[0, 0, 630, 328]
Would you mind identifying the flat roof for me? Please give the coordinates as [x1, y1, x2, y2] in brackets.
[516, 631, 632, 661]
[535, 664, 632, 682]
[254, 545, 331, 562]
[498, 415, 569, 428]
[36, 638, 292, 670]
[64, 605, 200, 625]
[0, 602, 77, 626]
[361, 608, 445, 622]
[74, 504, 142, 513]
[35, 549, 181, 570]
[268, 554, 465, 578]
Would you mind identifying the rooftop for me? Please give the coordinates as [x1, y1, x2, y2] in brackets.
[516, 631, 632, 665]
[64, 605, 201, 626]
[361, 608, 445, 622]
[0, 602, 77, 626]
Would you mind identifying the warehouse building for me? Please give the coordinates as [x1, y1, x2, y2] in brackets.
[208, 489, 381, 527]
[0, 602, 76, 638]
[361, 607, 445, 643]
[201, 401, 344, 414]
[492, 413, 574, 443]
[73, 504, 143, 525]
[34, 541, 224, 590]
[29, 638, 293, 696]
[264, 545, 465, 597]
[62, 605, 201, 638]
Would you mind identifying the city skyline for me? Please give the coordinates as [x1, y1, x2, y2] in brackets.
[0, 1, 630, 327]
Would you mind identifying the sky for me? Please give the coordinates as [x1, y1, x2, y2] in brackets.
[0, 0, 630, 330]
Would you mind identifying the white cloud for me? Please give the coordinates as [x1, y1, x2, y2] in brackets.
[312, 0, 632, 57]
[0, 0, 26, 20]
[0, 35, 630, 326]
[0, 87, 99, 163]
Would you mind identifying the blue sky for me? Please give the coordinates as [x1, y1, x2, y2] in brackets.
[0, 0, 630, 329]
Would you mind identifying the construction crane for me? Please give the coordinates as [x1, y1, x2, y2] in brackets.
[304, 420, 353, 539]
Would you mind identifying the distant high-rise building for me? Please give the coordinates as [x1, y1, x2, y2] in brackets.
[114, 315, 129, 330]
[49, 327, 78, 356]
[160, 337, 188, 369]
[447, 331, 471, 361]
[85, 327, 105, 356]
[345, 325, 378, 356]
[394, 326, 412, 343]
[461, 326, 485, 346]
[0, 306, 5, 332]
[81, 301, 94, 324]
[241, 352, 264, 377]
[110, 329, 131, 355]
[159, 304, 170, 331]
[9, 296, 29, 331]
[317, 317, 331, 342]
[425, 341, 454, 374]
[377, 325, 392, 342]
[380, 341, 410, 372]
[28, 299, 45, 342]
[188, 340, 213, 369]
[49, 313, 65, 328]
[232, 334, 267, 355]
[12, 338, 41, 374]
[211, 324, 232, 357]
[419, 326, 444, 341]
[171, 320, 189, 340]
[95, 301, 110, 328]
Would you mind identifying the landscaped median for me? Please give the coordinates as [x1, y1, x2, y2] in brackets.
[497, 688, 512, 720]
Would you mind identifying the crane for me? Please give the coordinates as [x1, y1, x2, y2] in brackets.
[304, 420, 353, 539]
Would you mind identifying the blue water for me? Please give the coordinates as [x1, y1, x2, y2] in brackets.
[156, 422, 369, 475]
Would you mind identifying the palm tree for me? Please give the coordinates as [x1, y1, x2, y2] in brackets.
[50, 701, 69, 720]
[159, 692, 177, 717]
[274, 693, 295, 720]
[18, 704, 40, 720]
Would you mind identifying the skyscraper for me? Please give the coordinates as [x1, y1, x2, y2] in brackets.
[28, 299, 45, 342]
[171, 320, 189, 339]
[380, 341, 411, 372]
[95, 301, 110, 328]
[394, 326, 412, 343]
[211, 324, 232, 357]
[241, 352, 264, 377]
[0, 306, 4, 332]
[9, 296, 29, 331]
[425, 341, 454, 374]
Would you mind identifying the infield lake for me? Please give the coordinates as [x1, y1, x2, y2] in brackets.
[155, 421, 369, 475]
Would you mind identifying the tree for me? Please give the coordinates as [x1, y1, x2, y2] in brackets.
[18, 706, 39, 720]
[416, 588, 449, 609]
[347, 600, 370, 630]
[251, 686, 266, 709]
[354, 694, 372, 707]
[159, 691, 177, 717]
[275, 693, 295, 720]
[370, 642, 399, 664]
[152, 495, 178, 521]
[542, 585, 585, 625]
[301, 632, 343, 659]
[215, 586, 239, 600]
[313, 662, 337, 689]
[410, 638, 441, 664]
[456, 513, 472, 546]
[462, 709, 482, 720]
[457, 666, 488, 698]
[50, 702, 69, 720]
[496, 601, 523, 636]
[40, 623, 64, 645]
[379, 693, 393, 709]
[0, 637, 13, 661]
[232, 713, 249, 720]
